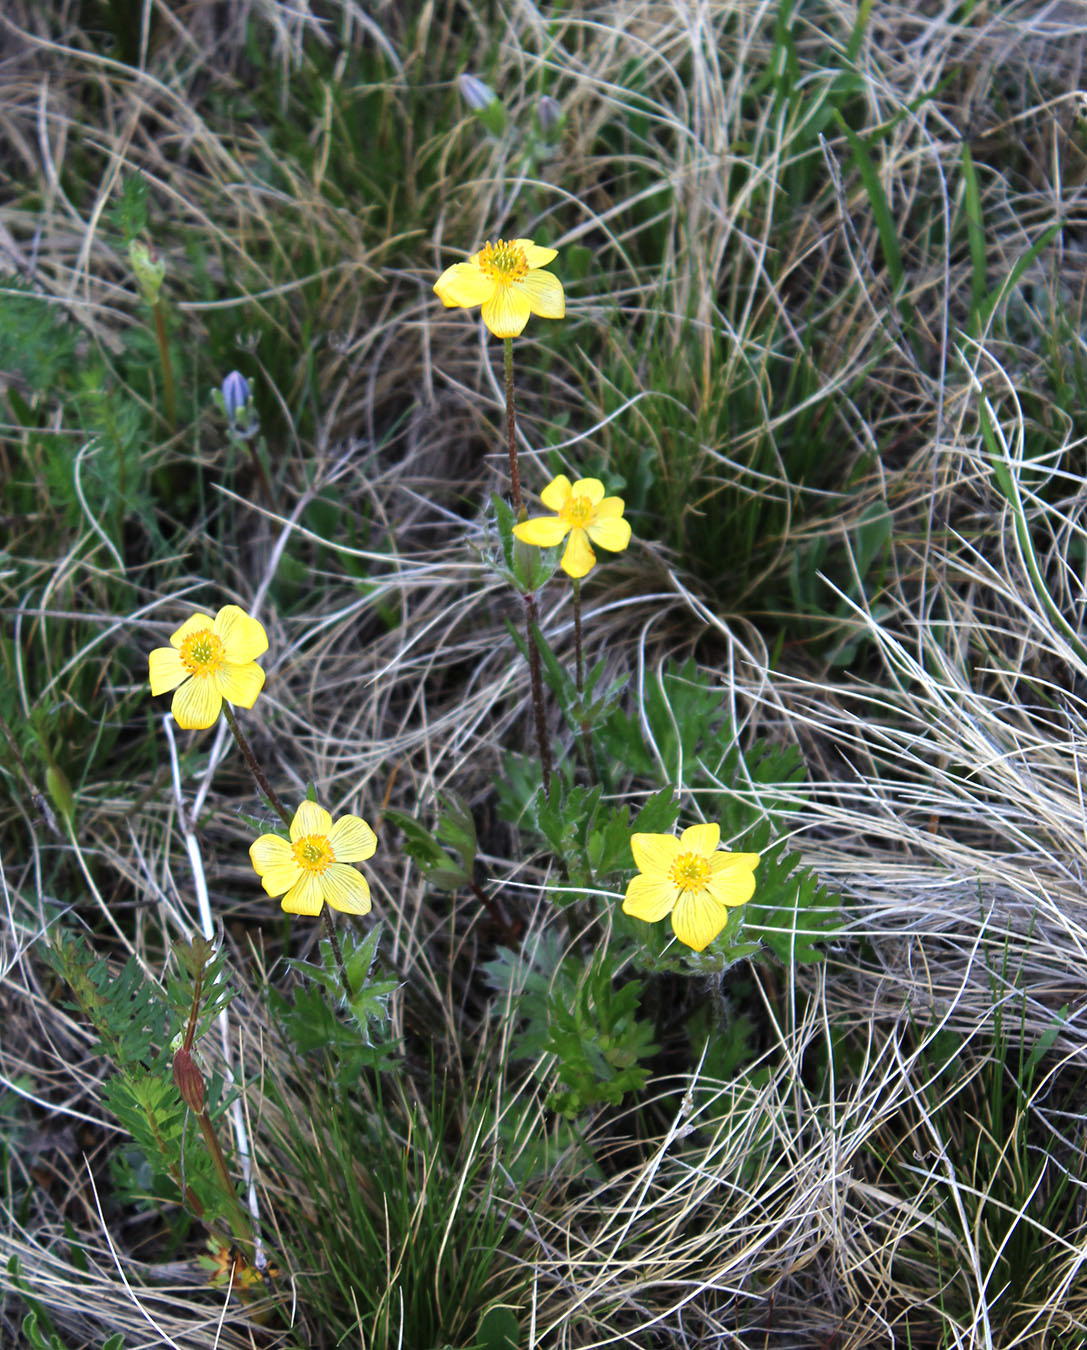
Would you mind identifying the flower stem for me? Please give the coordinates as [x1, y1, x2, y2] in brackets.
[151, 299, 177, 434]
[523, 593, 553, 794]
[469, 876, 521, 943]
[573, 579, 584, 696]
[503, 336, 522, 514]
[322, 907, 353, 1003]
[221, 707, 351, 1012]
[572, 580, 598, 785]
[221, 702, 291, 829]
[504, 336, 551, 791]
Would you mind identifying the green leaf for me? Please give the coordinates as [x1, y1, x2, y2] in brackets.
[475, 1304, 520, 1350]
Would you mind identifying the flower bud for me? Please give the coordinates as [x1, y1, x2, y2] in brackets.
[129, 239, 166, 306]
[457, 73, 496, 112]
[173, 1045, 206, 1114]
[222, 370, 250, 421]
[220, 370, 258, 439]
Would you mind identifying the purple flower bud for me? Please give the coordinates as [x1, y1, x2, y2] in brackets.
[221, 370, 251, 423]
[536, 95, 562, 136]
[458, 73, 496, 112]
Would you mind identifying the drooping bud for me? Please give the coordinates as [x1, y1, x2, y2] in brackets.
[173, 1045, 206, 1114]
[129, 239, 166, 306]
[457, 73, 505, 137]
[457, 73, 496, 112]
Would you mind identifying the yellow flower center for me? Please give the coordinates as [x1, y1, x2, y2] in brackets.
[292, 833, 335, 873]
[478, 239, 529, 284]
[560, 494, 595, 528]
[669, 851, 710, 894]
[180, 628, 226, 679]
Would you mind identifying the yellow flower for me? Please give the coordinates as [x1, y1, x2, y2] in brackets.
[434, 238, 565, 338]
[249, 800, 377, 916]
[149, 605, 267, 730]
[513, 475, 631, 578]
[623, 824, 759, 952]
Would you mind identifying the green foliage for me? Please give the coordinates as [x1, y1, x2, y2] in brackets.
[269, 1074, 526, 1349]
[47, 931, 171, 1071]
[491, 493, 557, 594]
[471, 1304, 521, 1350]
[45, 931, 240, 1228]
[787, 501, 894, 666]
[385, 793, 479, 894]
[0, 281, 79, 394]
[270, 924, 399, 1085]
[532, 783, 678, 892]
[530, 623, 628, 744]
[875, 993, 1080, 1345]
[484, 933, 658, 1118]
[110, 171, 148, 243]
[601, 659, 840, 964]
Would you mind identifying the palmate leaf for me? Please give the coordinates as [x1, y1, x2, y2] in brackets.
[740, 823, 839, 964]
[483, 933, 657, 1118]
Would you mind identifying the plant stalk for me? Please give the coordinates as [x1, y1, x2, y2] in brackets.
[572, 580, 598, 784]
[152, 299, 177, 434]
[503, 336, 522, 513]
[222, 702, 291, 829]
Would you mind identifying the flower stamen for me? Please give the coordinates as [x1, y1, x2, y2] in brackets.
[291, 834, 334, 874]
[560, 495, 595, 528]
[477, 239, 529, 283]
[180, 629, 226, 679]
[668, 851, 711, 894]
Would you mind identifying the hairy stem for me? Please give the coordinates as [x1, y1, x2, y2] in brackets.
[322, 907, 353, 1002]
[222, 702, 291, 829]
[152, 300, 177, 434]
[523, 592, 553, 793]
[504, 336, 522, 514]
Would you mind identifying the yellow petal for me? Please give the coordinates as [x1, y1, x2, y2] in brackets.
[512, 239, 558, 268]
[594, 496, 626, 520]
[258, 862, 303, 897]
[481, 284, 532, 338]
[540, 475, 572, 512]
[622, 873, 677, 922]
[280, 872, 325, 916]
[169, 612, 214, 647]
[214, 606, 268, 663]
[706, 852, 760, 907]
[249, 833, 293, 879]
[171, 678, 223, 730]
[571, 478, 605, 505]
[587, 516, 631, 553]
[149, 646, 187, 695]
[328, 815, 378, 862]
[517, 269, 565, 319]
[435, 262, 494, 309]
[560, 528, 596, 578]
[291, 800, 332, 841]
[631, 832, 681, 876]
[216, 660, 265, 710]
[680, 822, 720, 856]
[672, 891, 729, 951]
[321, 864, 372, 915]
[513, 515, 568, 547]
